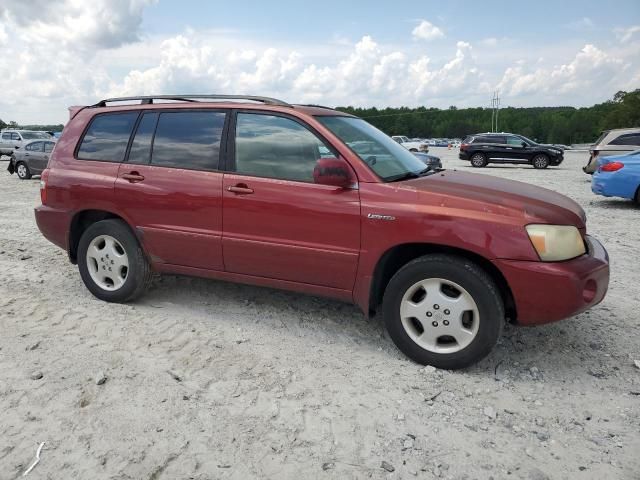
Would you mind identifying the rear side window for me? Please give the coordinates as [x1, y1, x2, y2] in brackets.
[12, 133, 21, 141]
[44, 142, 55, 153]
[475, 136, 502, 144]
[1, 133, 10, 140]
[609, 133, 640, 146]
[27, 142, 44, 152]
[150, 111, 225, 170]
[77, 112, 138, 162]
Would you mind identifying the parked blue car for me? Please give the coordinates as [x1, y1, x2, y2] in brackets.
[591, 150, 640, 204]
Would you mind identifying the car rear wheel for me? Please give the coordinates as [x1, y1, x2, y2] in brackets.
[532, 154, 550, 169]
[470, 153, 487, 168]
[77, 219, 153, 303]
[382, 254, 504, 369]
[16, 162, 32, 180]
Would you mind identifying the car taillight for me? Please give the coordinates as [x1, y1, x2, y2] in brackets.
[40, 169, 49, 205]
[600, 162, 624, 172]
[460, 143, 469, 151]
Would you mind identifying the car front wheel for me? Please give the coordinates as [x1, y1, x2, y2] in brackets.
[77, 219, 153, 303]
[532, 154, 550, 169]
[470, 153, 487, 167]
[382, 254, 504, 369]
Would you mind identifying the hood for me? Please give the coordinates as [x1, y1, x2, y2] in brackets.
[400, 170, 586, 228]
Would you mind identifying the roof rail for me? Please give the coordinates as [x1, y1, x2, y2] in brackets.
[90, 94, 291, 108]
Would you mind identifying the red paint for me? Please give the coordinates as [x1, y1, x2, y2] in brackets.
[35, 101, 610, 326]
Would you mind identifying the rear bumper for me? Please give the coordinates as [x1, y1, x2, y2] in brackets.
[494, 236, 609, 326]
[34, 205, 70, 252]
[458, 152, 470, 160]
[592, 172, 636, 200]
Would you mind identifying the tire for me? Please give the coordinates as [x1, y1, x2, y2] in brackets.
[409, 148, 418, 152]
[532, 154, 550, 169]
[470, 152, 487, 168]
[77, 219, 153, 303]
[16, 162, 32, 180]
[634, 186, 640, 205]
[382, 254, 504, 369]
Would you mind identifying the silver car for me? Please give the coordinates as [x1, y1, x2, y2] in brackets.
[0, 129, 54, 158]
[583, 127, 640, 174]
[7, 139, 56, 179]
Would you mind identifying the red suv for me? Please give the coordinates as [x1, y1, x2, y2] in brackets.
[35, 95, 610, 369]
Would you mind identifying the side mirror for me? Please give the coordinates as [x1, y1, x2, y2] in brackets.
[521, 142, 527, 148]
[313, 158, 354, 188]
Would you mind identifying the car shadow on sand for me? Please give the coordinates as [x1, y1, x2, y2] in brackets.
[138, 273, 608, 377]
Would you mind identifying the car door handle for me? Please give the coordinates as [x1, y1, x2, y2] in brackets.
[122, 172, 145, 183]
[227, 184, 254, 194]
[24, 153, 30, 156]
[505, 147, 512, 150]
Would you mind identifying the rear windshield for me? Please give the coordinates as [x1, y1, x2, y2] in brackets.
[21, 132, 52, 140]
[593, 131, 609, 146]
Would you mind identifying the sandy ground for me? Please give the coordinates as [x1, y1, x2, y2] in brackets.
[0, 149, 639, 480]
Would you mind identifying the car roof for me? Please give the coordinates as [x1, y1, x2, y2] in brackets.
[75, 95, 355, 119]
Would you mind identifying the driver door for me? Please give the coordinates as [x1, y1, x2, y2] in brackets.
[222, 112, 361, 290]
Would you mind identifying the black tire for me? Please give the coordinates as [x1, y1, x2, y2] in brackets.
[409, 148, 418, 152]
[77, 219, 153, 302]
[16, 162, 32, 180]
[470, 152, 487, 168]
[634, 186, 640, 205]
[532, 154, 550, 169]
[382, 254, 504, 369]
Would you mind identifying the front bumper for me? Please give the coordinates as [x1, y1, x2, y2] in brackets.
[493, 235, 609, 326]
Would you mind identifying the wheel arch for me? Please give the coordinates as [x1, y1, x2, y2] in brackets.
[68, 210, 137, 264]
[368, 243, 517, 322]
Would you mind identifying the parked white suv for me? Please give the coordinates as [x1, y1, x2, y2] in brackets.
[583, 127, 640, 174]
[0, 130, 54, 158]
[391, 135, 429, 153]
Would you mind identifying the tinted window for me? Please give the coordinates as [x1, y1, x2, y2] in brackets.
[11, 133, 20, 140]
[27, 142, 44, 152]
[475, 136, 501, 144]
[610, 133, 640, 146]
[506, 136, 524, 146]
[78, 112, 138, 162]
[235, 113, 329, 182]
[22, 132, 51, 140]
[44, 142, 55, 153]
[128, 112, 158, 164]
[1, 133, 10, 140]
[151, 111, 225, 170]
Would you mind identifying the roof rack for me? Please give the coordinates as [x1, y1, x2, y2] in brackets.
[90, 94, 292, 108]
[295, 103, 336, 110]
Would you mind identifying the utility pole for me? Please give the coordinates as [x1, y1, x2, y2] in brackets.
[490, 91, 501, 132]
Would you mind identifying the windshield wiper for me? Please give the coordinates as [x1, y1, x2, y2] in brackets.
[387, 167, 443, 182]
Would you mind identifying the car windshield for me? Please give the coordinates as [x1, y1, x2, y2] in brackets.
[316, 116, 429, 182]
[21, 131, 52, 140]
[517, 135, 536, 146]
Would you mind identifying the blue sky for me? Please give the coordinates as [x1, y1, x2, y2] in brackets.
[1, 0, 639, 123]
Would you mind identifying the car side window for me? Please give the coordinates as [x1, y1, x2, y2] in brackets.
[44, 142, 54, 153]
[234, 113, 331, 182]
[506, 136, 523, 146]
[28, 142, 44, 152]
[610, 133, 640, 146]
[12, 133, 21, 141]
[150, 111, 225, 171]
[1, 133, 11, 141]
[77, 112, 138, 162]
[128, 112, 159, 165]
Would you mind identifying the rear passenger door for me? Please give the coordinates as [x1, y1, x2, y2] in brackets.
[113, 110, 227, 271]
[25, 141, 47, 170]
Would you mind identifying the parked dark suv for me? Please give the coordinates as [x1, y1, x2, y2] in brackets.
[34, 95, 609, 369]
[459, 133, 564, 169]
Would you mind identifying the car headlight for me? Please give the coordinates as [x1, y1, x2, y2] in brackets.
[525, 224, 586, 261]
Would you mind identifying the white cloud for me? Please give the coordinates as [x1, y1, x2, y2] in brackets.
[615, 25, 640, 43]
[0, 1, 639, 125]
[497, 44, 627, 100]
[412, 20, 444, 41]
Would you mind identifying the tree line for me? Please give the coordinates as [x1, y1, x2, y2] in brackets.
[337, 89, 640, 145]
[1, 89, 638, 145]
